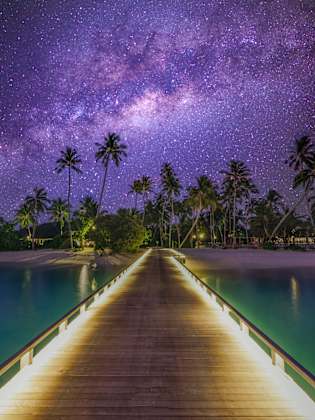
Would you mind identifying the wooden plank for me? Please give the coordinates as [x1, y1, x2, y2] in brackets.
[0, 250, 309, 418]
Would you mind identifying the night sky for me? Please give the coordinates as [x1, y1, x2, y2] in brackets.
[1, 0, 314, 217]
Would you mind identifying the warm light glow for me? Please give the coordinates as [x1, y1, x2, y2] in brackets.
[0, 249, 151, 403]
[78, 264, 90, 299]
[171, 256, 315, 418]
[290, 275, 300, 317]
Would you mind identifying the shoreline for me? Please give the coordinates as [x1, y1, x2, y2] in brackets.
[0, 249, 141, 269]
[179, 248, 315, 272]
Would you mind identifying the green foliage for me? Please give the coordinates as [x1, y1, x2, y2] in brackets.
[93, 210, 145, 252]
[92, 215, 110, 250]
[0, 218, 24, 251]
[95, 133, 128, 216]
[46, 236, 80, 250]
[43, 235, 64, 249]
[143, 228, 153, 246]
[73, 196, 98, 247]
[49, 198, 69, 236]
[262, 242, 277, 250]
[55, 147, 82, 175]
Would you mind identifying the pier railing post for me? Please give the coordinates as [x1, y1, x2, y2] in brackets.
[240, 320, 249, 335]
[272, 349, 285, 370]
[59, 320, 68, 334]
[20, 349, 33, 369]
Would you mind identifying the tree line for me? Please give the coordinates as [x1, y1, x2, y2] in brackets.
[1, 133, 314, 252]
[131, 135, 315, 249]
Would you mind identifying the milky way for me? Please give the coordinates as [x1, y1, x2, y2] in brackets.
[1, 0, 314, 217]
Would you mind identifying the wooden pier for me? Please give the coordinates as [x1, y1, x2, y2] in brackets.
[0, 250, 311, 418]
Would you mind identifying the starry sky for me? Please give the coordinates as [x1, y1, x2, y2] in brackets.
[1, 0, 314, 217]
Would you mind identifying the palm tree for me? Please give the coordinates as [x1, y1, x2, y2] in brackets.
[55, 147, 82, 249]
[286, 135, 315, 226]
[25, 187, 50, 250]
[270, 137, 315, 239]
[50, 198, 69, 236]
[79, 195, 98, 219]
[75, 196, 98, 247]
[250, 199, 277, 242]
[129, 179, 142, 211]
[154, 193, 168, 247]
[140, 175, 153, 223]
[286, 135, 314, 170]
[179, 176, 216, 248]
[16, 203, 34, 242]
[266, 189, 283, 212]
[161, 163, 181, 248]
[270, 157, 315, 239]
[95, 132, 127, 216]
[222, 161, 256, 247]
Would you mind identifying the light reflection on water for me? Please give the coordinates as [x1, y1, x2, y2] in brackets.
[190, 265, 315, 374]
[0, 264, 117, 364]
[290, 276, 299, 318]
[78, 265, 90, 299]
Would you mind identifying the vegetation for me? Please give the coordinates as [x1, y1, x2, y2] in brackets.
[0, 218, 23, 251]
[74, 196, 98, 248]
[24, 187, 50, 250]
[93, 210, 146, 253]
[95, 132, 127, 216]
[161, 163, 181, 248]
[2, 133, 315, 253]
[50, 198, 69, 236]
[55, 147, 82, 249]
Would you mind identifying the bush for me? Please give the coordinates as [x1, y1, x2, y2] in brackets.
[0, 219, 23, 251]
[262, 242, 277, 250]
[93, 210, 146, 253]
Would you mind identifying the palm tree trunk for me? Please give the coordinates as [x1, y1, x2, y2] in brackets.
[97, 157, 109, 216]
[179, 207, 201, 249]
[245, 227, 249, 245]
[223, 210, 227, 247]
[27, 226, 31, 242]
[218, 224, 223, 244]
[176, 224, 181, 248]
[159, 221, 163, 247]
[209, 209, 213, 246]
[245, 208, 249, 245]
[169, 195, 174, 248]
[228, 206, 232, 240]
[31, 223, 36, 250]
[160, 202, 165, 247]
[233, 188, 236, 247]
[142, 191, 146, 224]
[306, 191, 314, 227]
[67, 167, 73, 249]
[269, 189, 308, 240]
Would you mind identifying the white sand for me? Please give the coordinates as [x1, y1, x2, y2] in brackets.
[0, 249, 139, 269]
[180, 248, 315, 272]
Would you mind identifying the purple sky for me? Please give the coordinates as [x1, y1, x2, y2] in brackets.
[1, 0, 314, 218]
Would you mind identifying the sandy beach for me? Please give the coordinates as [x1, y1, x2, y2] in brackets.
[180, 248, 315, 275]
[0, 249, 140, 269]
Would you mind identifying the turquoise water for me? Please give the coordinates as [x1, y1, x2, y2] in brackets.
[187, 263, 315, 375]
[0, 264, 117, 364]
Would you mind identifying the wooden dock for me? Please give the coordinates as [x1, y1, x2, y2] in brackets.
[0, 249, 310, 418]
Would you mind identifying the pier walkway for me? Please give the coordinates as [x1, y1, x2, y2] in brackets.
[0, 250, 309, 419]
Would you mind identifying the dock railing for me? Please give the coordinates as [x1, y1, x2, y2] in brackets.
[172, 252, 315, 402]
[0, 249, 150, 389]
